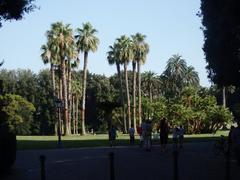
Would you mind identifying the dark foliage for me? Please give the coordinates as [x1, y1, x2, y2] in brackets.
[0, 0, 36, 27]
[199, 0, 240, 86]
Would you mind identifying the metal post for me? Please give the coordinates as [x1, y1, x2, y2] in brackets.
[109, 152, 115, 180]
[173, 150, 178, 180]
[225, 149, 231, 180]
[40, 155, 46, 180]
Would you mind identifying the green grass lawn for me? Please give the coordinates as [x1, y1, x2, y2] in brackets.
[17, 130, 229, 150]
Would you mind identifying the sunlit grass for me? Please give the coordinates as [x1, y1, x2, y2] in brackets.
[17, 130, 229, 150]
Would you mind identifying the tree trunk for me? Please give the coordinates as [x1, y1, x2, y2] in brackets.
[76, 97, 79, 134]
[116, 63, 127, 133]
[61, 58, 69, 135]
[132, 61, 137, 131]
[50, 63, 57, 135]
[222, 86, 226, 108]
[137, 61, 142, 125]
[72, 95, 76, 134]
[124, 62, 131, 130]
[58, 78, 63, 135]
[67, 61, 72, 134]
[81, 51, 88, 135]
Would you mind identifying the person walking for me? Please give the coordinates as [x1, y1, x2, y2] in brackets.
[137, 124, 143, 147]
[129, 125, 135, 145]
[109, 125, 117, 147]
[159, 118, 169, 152]
[145, 120, 152, 151]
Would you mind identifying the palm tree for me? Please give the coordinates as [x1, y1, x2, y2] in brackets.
[184, 66, 199, 87]
[107, 44, 127, 133]
[116, 35, 133, 130]
[75, 22, 99, 135]
[41, 43, 58, 97]
[41, 43, 58, 134]
[131, 33, 149, 126]
[164, 54, 187, 97]
[46, 22, 75, 135]
[131, 52, 137, 131]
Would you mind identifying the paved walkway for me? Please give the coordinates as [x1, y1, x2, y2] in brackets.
[2, 142, 240, 180]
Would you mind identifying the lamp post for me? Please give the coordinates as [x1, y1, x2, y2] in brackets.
[55, 98, 63, 148]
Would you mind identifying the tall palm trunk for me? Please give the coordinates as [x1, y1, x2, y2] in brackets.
[67, 60, 72, 134]
[72, 95, 75, 134]
[124, 62, 131, 130]
[148, 83, 153, 119]
[222, 86, 226, 108]
[61, 58, 69, 135]
[116, 63, 127, 133]
[81, 51, 88, 135]
[50, 63, 58, 135]
[76, 97, 79, 134]
[132, 61, 137, 131]
[137, 61, 142, 125]
[58, 76, 63, 135]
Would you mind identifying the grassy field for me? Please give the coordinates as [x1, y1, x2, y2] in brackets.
[17, 130, 229, 150]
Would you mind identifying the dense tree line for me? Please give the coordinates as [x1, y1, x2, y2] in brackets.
[0, 55, 234, 135]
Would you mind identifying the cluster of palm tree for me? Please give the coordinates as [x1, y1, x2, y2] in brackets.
[41, 22, 99, 135]
[161, 54, 199, 99]
[107, 33, 149, 132]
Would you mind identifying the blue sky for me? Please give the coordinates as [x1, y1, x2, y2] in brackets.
[0, 0, 210, 87]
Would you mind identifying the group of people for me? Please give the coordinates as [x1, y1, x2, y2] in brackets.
[134, 118, 184, 152]
[109, 118, 185, 151]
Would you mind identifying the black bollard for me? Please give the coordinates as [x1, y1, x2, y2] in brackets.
[225, 149, 231, 180]
[173, 150, 178, 180]
[109, 152, 115, 180]
[40, 155, 46, 180]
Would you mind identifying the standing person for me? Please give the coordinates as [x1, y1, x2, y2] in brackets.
[232, 121, 240, 165]
[129, 125, 135, 145]
[141, 120, 147, 148]
[145, 120, 152, 151]
[109, 125, 117, 147]
[172, 126, 179, 150]
[178, 125, 184, 149]
[159, 118, 169, 152]
[137, 124, 143, 147]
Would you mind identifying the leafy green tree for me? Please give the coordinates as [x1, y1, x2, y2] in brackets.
[199, 0, 240, 86]
[0, 94, 35, 135]
[0, 0, 36, 27]
[205, 106, 232, 133]
[35, 69, 55, 135]
[75, 22, 99, 135]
